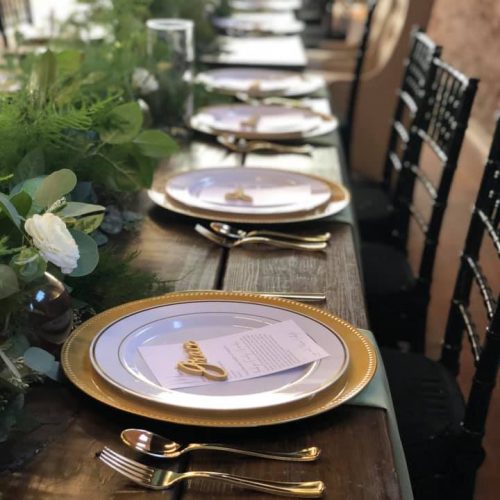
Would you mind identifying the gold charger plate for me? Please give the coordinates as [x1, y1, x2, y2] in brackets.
[148, 170, 350, 225]
[190, 104, 338, 141]
[61, 291, 376, 427]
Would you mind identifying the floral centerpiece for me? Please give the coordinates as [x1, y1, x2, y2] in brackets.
[0, 169, 105, 440]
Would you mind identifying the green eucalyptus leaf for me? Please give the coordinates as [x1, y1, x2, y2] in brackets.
[10, 248, 47, 282]
[99, 102, 143, 144]
[34, 169, 77, 208]
[0, 193, 21, 229]
[56, 50, 83, 77]
[69, 229, 99, 277]
[13, 148, 45, 184]
[57, 201, 105, 218]
[72, 213, 104, 234]
[10, 191, 32, 217]
[0, 264, 19, 299]
[23, 347, 56, 375]
[11, 176, 45, 198]
[132, 130, 178, 158]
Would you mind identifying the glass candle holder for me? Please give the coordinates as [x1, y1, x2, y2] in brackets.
[145, 18, 195, 129]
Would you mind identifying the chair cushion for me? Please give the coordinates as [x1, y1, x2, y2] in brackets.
[352, 180, 393, 222]
[361, 243, 415, 296]
[382, 348, 465, 443]
[381, 348, 467, 492]
[352, 180, 395, 241]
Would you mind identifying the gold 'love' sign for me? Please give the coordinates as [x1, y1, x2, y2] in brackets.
[176, 340, 228, 381]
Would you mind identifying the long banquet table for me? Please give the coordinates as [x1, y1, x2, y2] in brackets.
[0, 125, 404, 500]
[0, 16, 406, 500]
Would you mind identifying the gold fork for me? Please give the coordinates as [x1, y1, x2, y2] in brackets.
[98, 447, 325, 497]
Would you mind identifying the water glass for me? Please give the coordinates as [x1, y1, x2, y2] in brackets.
[145, 18, 195, 128]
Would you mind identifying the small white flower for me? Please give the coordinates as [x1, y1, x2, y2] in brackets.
[132, 67, 159, 95]
[24, 213, 80, 274]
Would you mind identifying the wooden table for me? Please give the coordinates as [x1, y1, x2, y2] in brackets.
[0, 128, 402, 499]
[0, 11, 403, 497]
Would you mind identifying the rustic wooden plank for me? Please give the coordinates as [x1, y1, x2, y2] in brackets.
[0, 139, 236, 499]
[130, 137, 240, 288]
[180, 407, 400, 500]
[182, 118, 398, 498]
[220, 223, 367, 328]
[0, 384, 182, 500]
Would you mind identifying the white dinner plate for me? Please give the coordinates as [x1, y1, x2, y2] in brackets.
[90, 300, 349, 411]
[190, 104, 337, 140]
[230, 0, 302, 11]
[165, 167, 332, 215]
[213, 13, 304, 35]
[196, 68, 324, 97]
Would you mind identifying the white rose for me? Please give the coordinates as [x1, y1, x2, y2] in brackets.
[24, 213, 80, 274]
[132, 67, 159, 95]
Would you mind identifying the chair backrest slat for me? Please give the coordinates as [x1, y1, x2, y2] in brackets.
[382, 29, 442, 190]
[439, 118, 500, 446]
[409, 164, 438, 200]
[392, 59, 478, 292]
[434, 117, 500, 461]
[464, 256, 497, 320]
[457, 302, 482, 364]
[462, 301, 500, 436]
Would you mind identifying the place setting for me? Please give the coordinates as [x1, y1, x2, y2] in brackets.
[212, 11, 305, 36]
[57, 289, 379, 496]
[62, 290, 377, 428]
[148, 165, 350, 227]
[195, 68, 324, 98]
[229, 0, 303, 12]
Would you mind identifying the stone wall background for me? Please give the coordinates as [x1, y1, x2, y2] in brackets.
[428, 0, 500, 138]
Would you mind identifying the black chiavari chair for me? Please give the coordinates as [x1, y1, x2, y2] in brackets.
[382, 117, 500, 499]
[362, 58, 478, 351]
[341, 0, 377, 163]
[352, 29, 442, 241]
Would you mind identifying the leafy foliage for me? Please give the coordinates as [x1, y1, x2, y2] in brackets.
[0, 50, 177, 194]
[67, 247, 171, 312]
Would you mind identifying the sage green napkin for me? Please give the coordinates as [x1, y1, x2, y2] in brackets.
[349, 330, 414, 500]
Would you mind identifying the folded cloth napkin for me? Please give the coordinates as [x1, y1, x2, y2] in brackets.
[349, 330, 413, 500]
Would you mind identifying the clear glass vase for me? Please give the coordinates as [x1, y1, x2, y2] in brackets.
[27, 273, 73, 353]
[145, 18, 195, 129]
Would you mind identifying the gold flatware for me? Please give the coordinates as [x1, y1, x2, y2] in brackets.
[195, 224, 327, 251]
[98, 447, 325, 497]
[217, 134, 314, 155]
[121, 428, 321, 461]
[210, 222, 331, 243]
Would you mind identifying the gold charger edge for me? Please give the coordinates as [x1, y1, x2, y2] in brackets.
[61, 291, 377, 427]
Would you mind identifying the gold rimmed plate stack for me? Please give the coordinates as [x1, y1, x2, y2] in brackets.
[148, 167, 350, 225]
[61, 291, 377, 427]
[190, 104, 338, 141]
[196, 68, 324, 97]
[212, 12, 305, 36]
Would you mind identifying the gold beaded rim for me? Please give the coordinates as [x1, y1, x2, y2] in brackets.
[61, 291, 376, 427]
